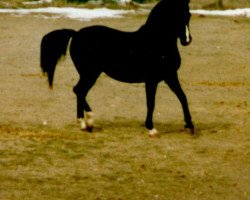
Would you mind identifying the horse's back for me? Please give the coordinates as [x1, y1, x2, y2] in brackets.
[69, 25, 180, 83]
[70, 26, 147, 81]
[71, 25, 135, 57]
[74, 25, 134, 44]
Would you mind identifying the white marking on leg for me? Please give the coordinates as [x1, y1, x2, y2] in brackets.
[149, 128, 158, 137]
[78, 118, 87, 130]
[185, 25, 190, 43]
[85, 112, 94, 128]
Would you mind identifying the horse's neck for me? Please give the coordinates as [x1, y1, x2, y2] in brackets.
[137, 25, 178, 44]
[141, 0, 179, 40]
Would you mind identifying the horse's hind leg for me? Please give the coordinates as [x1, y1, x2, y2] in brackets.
[73, 76, 99, 132]
[145, 81, 159, 137]
[165, 73, 194, 134]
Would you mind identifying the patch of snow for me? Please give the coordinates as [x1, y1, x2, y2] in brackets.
[0, 7, 249, 21]
[0, 7, 134, 21]
[119, 0, 132, 5]
[23, 0, 52, 5]
[191, 8, 250, 18]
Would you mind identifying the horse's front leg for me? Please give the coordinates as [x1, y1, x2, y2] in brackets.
[145, 81, 159, 137]
[165, 73, 194, 134]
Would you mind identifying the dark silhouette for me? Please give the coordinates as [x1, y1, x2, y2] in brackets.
[40, 0, 194, 136]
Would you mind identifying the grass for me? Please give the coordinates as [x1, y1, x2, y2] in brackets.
[1, 123, 249, 199]
[0, 5, 250, 200]
[190, 0, 250, 9]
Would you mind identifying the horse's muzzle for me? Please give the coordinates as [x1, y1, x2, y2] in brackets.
[181, 35, 192, 46]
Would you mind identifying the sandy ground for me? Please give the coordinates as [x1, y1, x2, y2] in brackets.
[0, 12, 249, 199]
[0, 13, 249, 129]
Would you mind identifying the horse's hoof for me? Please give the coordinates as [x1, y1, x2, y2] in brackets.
[86, 126, 93, 133]
[78, 118, 93, 132]
[185, 127, 195, 135]
[86, 112, 94, 127]
[78, 118, 87, 130]
[149, 128, 160, 138]
[185, 123, 195, 135]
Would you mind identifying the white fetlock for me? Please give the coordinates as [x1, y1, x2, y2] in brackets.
[149, 128, 158, 137]
[85, 112, 94, 128]
[78, 118, 87, 131]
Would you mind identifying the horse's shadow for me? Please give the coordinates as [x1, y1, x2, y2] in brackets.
[65, 118, 232, 137]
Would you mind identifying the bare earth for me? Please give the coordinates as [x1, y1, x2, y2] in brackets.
[0, 12, 249, 199]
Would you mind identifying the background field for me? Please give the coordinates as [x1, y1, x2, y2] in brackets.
[0, 6, 250, 200]
[0, 0, 250, 9]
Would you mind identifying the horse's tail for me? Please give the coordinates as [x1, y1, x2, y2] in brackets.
[40, 29, 76, 88]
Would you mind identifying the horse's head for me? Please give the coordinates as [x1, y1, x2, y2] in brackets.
[144, 0, 192, 46]
[177, 0, 192, 46]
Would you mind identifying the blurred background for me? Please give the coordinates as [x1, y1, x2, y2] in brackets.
[0, 0, 249, 9]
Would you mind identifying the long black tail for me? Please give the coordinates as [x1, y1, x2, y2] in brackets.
[40, 29, 76, 88]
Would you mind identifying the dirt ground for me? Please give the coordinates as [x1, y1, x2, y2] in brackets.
[0, 11, 249, 199]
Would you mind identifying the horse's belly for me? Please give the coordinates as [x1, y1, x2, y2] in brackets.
[102, 54, 176, 83]
[104, 65, 146, 83]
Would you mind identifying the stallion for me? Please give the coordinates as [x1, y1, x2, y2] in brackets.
[40, 0, 194, 136]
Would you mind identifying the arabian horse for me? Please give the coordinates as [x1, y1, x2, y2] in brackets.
[40, 0, 194, 136]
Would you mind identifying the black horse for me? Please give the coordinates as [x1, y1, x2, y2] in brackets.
[40, 0, 194, 136]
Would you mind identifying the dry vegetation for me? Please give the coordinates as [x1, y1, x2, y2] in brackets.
[0, 5, 250, 200]
[0, 0, 250, 9]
